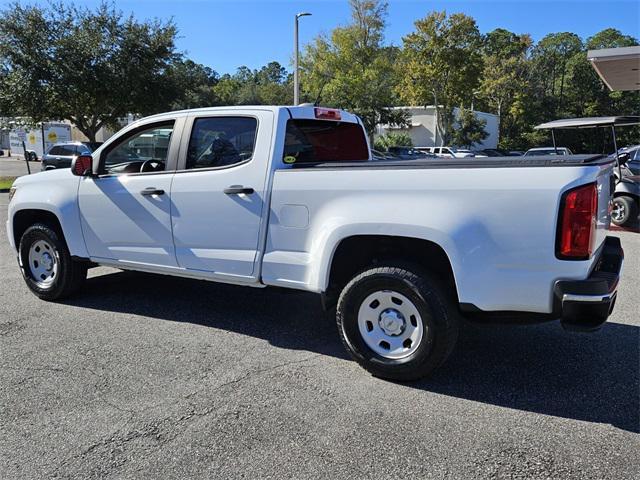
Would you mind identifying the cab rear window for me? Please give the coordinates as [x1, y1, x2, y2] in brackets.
[284, 119, 369, 163]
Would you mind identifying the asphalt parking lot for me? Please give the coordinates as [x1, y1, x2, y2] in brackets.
[0, 192, 638, 479]
[0, 156, 40, 178]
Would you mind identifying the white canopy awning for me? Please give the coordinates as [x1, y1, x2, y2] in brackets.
[587, 46, 640, 91]
[535, 116, 640, 130]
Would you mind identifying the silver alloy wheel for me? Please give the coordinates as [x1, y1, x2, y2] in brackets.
[357, 290, 424, 359]
[28, 239, 58, 288]
[612, 200, 625, 223]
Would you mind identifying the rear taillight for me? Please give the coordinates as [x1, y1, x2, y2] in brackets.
[557, 183, 598, 260]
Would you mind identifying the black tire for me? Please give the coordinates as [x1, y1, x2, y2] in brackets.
[336, 264, 459, 382]
[611, 195, 638, 227]
[28, 152, 38, 162]
[18, 223, 87, 301]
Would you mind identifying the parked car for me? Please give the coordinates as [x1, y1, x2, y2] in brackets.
[608, 151, 640, 227]
[473, 149, 524, 157]
[421, 146, 475, 158]
[617, 145, 640, 175]
[371, 149, 398, 161]
[386, 146, 432, 160]
[455, 148, 477, 156]
[7, 105, 623, 381]
[476, 149, 502, 157]
[41, 141, 103, 171]
[524, 147, 573, 156]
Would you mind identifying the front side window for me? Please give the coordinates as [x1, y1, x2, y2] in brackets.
[283, 119, 369, 163]
[186, 117, 257, 170]
[102, 122, 174, 175]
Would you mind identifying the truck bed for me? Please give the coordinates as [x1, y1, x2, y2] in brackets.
[265, 154, 615, 314]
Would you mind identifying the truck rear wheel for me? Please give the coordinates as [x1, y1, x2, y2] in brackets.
[336, 264, 459, 381]
[18, 223, 87, 301]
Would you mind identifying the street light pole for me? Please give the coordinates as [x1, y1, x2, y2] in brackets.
[294, 12, 312, 106]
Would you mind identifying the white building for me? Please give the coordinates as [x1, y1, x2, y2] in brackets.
[376, 106, 499, 149]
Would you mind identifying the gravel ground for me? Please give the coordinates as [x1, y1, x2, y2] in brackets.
[0, 192, 638, 479]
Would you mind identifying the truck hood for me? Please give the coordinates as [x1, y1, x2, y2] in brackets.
[13, 168, 75, 187]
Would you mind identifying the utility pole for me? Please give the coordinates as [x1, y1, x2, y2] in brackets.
[294, 12, 312, 105]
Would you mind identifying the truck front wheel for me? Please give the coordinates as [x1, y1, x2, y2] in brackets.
[18, 223, 87, 301]
[336, 264, 459, 381]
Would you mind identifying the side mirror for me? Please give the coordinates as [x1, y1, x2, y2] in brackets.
[617, 152, 630, 166]
[71, 155, 93, 176]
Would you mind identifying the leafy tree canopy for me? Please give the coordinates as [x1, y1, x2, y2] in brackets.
[0, 1, 179, 141]
[300, 0, 409, 138]
[396, 11, 483, 145]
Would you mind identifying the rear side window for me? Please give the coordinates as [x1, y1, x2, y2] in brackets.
[186, 116, 257, 170]
[284, 119, 369, 163]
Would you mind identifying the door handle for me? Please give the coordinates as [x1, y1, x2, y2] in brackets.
[224, 185, 254, 195]
[140, 187, 165, 196]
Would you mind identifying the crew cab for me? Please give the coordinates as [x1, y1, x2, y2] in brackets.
[6, 106, 624, 381]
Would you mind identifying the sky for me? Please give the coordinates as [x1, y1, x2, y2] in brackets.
[2, 0, 639, 74]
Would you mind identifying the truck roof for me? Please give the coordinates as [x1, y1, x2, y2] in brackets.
[138, 105, 362, 125]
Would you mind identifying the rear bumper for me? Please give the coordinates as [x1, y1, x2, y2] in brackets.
[553, 236, 624, 332]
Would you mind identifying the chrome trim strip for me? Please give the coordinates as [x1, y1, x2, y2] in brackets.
[562, 293, 613, 303]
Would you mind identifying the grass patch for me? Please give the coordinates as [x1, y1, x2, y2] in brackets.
[0, 176, 17, 190]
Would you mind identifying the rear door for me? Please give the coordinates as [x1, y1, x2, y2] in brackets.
[170, 110, 274, 280]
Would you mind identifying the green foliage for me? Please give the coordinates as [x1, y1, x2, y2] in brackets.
[300, 0, 408, 137]
[477, 29, 531, 148]
[374, 132, 413, 151]
[0, 1, 638, 153]
[212, 62, 292, 106]
[396, 11, 483, 145]
[168, 59, 219, 110]
[586, 28, 638, 50]
[451, 108, 488, 148]
[0, 1, 179, 141]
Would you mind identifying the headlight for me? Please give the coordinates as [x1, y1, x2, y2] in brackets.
[8, 186, 17, 203]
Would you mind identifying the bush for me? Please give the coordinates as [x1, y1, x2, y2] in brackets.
[373, 132, 413, 151]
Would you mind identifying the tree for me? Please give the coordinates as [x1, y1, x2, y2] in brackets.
[373, 132, 413, 151]
[397, 11, 484, 145]
[212, 62, 292, 106]
[477, 29, 531, 147]
[169, 59, 219, 110]
[530, 32, 583, 115]
[300, 0, 408, 139]
[586, 28, 638, 50]
[451, 108, 488, 148]
[0, 1, 179, 141]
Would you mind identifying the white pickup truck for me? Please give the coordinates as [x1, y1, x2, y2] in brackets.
[6, 106, 624, 381]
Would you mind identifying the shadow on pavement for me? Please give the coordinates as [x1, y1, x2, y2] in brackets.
[65, 270, 639, 434]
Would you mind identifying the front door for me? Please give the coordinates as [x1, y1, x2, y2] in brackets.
[78, 119, 182, 268]
[170, 112, 273, 279]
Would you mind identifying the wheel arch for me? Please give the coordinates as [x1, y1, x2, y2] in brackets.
[323, 234, 460, 308]
[12, 209, 66, 250]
